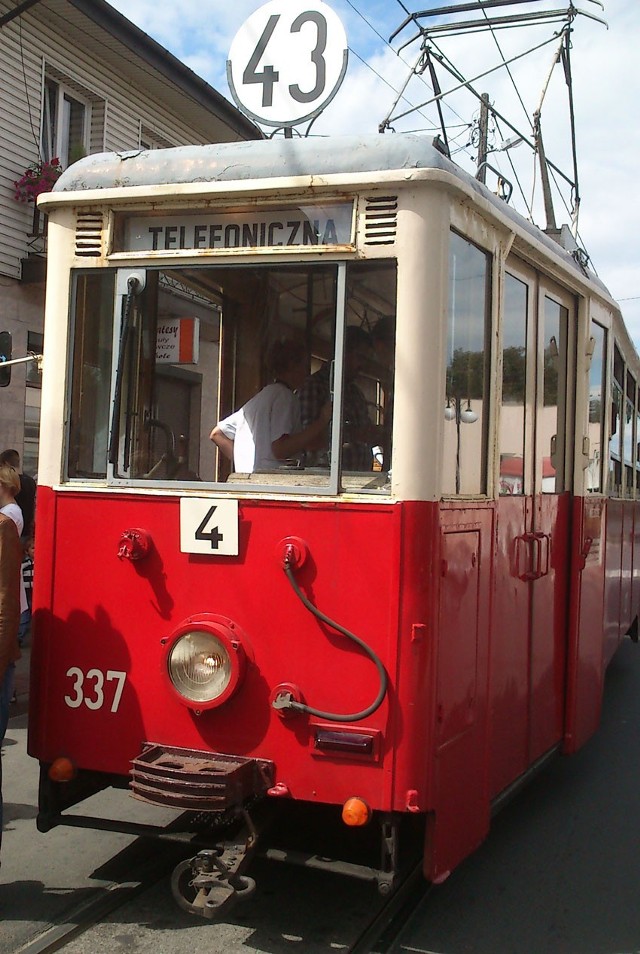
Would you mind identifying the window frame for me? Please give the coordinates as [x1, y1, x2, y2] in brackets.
[65, 261, 398, 496]
[41, 74, 90, 168]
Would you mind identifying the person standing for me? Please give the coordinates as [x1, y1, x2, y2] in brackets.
[298, 325, 384, 471]
[210, 339, 331, 474]
[0, 511, 21, 862]
[0, 464, 28, 669]
[0, 450, 36, 538]
[18, 535, 34, 648]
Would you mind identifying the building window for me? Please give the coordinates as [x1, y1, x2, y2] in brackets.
[139, 124, 173, 151]
[42, 75, 89, 168]
[24, 389, 41, 477]
[26, 332, 43, 388]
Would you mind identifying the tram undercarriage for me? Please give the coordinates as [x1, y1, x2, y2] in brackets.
[37, 745, 415, 920]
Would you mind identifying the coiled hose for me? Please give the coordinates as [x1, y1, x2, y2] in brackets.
[280, 554, 388, 723]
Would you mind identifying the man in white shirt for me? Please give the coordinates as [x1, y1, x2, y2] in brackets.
[210, 340, 331, 474]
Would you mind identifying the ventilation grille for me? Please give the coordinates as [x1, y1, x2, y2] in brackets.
[363, 195, 398, 246]
[75, 213, 104, 257]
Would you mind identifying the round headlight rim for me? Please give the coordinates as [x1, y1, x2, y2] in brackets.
[162, 614, 247, 711]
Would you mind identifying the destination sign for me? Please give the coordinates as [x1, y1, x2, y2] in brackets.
[123, 204, 354, 253]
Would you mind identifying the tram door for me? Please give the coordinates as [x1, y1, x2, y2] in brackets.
[492, 264, 573, 794]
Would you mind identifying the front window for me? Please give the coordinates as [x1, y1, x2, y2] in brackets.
[67, 262, 397, 494]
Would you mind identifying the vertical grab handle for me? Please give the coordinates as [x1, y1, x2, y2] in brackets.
[516, 533, 536, 581]
[516, 532, 550, 581]
[532, 531, 550, 578]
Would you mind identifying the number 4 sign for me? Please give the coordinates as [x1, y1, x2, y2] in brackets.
[180, 498, 239, 555]
[227, 0, 348, 129]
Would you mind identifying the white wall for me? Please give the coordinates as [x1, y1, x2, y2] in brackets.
[0, 0, 244, 280]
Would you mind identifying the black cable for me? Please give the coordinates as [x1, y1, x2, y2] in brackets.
[561, 30, 581, 217]
[476, 0, 531, 126]
[344, 0, 471, 135]
[281, 557, 388, 723]
[17, 14, 41, 155]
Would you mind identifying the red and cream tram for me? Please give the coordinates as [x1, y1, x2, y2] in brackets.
[29, 133, 638, 916]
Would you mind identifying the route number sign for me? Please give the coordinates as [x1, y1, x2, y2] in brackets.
[227, 0, 348, 128]
[180, 497, 239, 556]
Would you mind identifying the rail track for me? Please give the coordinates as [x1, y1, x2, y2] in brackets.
[12, 839, 185, 954]
[11, 840, 429, 954]
[348, 862, 430, 953]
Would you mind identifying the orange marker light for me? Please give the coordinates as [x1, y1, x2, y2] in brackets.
[48, 757, 77, 782]
[342, 796, 371, 827]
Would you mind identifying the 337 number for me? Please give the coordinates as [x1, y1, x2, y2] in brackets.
[64, 667, 126, 713]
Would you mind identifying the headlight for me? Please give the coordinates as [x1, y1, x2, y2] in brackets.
[164, 616, 247, 710]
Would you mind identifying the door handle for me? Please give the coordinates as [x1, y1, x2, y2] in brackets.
[531, 531, 550, 579]
[515, 531, 550, 581]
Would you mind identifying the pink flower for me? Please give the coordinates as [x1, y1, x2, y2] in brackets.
[13, 158, 62, 203]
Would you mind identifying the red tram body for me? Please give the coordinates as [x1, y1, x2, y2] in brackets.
[29, 134, 638, 915]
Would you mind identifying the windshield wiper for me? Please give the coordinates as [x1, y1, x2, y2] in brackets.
[108, 275, 142, 467]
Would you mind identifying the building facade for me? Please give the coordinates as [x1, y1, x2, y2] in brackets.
[0, 0, 259, 474]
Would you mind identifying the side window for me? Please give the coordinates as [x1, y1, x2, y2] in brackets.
[67, 273, 116, 479]
[499, 272, 528, 495]
[636, 388, 640, 495]
[624, 370, 636, 498]
[609, 345, 624, 497]
[538, 294, 569, 494]
[586, 322, 606, 494]
[443, 232, 491, 495]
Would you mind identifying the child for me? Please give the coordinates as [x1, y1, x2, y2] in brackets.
[17, 535, 33, 648]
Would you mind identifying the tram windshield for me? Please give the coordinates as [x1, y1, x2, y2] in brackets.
[67, 261, 397, 494]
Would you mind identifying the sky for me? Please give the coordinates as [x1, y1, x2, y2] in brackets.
[106, 0, 640, 347]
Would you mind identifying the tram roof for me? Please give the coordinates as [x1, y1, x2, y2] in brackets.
[53, 133, 457, 192]
[51, 132, 613, 301]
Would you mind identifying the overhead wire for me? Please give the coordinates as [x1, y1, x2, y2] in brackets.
[374, 1, 588, 239]
[472, 0, 537, 220]
[17, 13, 42, 155]
[338, 0, 586, 239]
[347, 48, 439, 133]
[343, 0, 472, 140]
[476, 0, 532, 128]
[390, 30, 561, 123]
[490, 114, 532, 216]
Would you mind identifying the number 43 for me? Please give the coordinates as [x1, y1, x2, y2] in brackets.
[243, 11, 328, 107]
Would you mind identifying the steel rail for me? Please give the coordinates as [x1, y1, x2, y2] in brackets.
[13, 841, 183, 954]
[348, 862, 431, 954]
